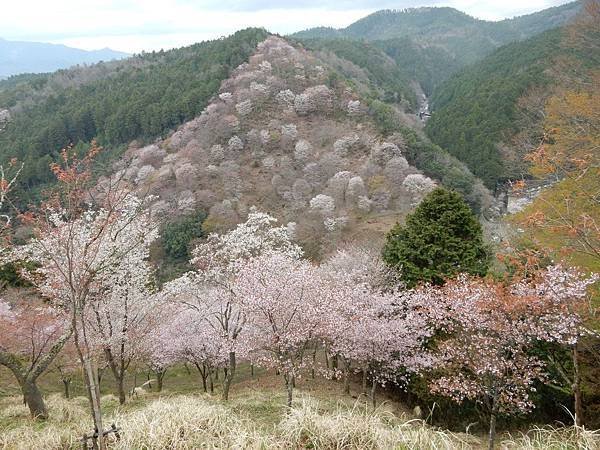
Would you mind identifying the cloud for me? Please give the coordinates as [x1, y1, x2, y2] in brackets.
[0, 0, 573, 53]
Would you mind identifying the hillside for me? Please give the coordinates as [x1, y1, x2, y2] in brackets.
[0, 38, 127, 78]
[105, 36, 491, 257]
[4, 365, 593, 449]
[293, 38, 418, 108]
[293, 2, 582, 92]
[425, 29, 563, 188]
[0, 28, 269, 198]
[426, 11, 600, 190]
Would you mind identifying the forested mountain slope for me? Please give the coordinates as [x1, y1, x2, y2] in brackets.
[425, 29, 563, 188]
[102, 36, 490, 257]
[292, 38, 417, 108]
[293, 2, 582, 93]
[0, 38, 128, 78]
[0, 28, 269, 197]
[426, 17, 599, 189]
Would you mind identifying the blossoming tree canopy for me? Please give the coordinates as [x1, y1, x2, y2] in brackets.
[234, 252, 324, 406]
[0, 297, 70, 418]
[8, 188, 159, 431]
[190, 209, 303, 280]
[14, 193, 158, 310]
[163, 209, 302, 401]
[422, 265, 598, 448]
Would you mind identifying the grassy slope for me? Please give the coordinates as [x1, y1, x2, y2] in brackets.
[2, 363, 599, 449]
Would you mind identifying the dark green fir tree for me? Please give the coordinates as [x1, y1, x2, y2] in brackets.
[382, 187, 488, 287]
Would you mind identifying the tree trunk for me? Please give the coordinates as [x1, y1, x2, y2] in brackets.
[222, 352, 236, 401]
[250, 365, 254, 378]
[343, 359, 350, 395]
[63, 378, 71, 399]
[573, 343, 584, 427]
[104, 348, 126, 405]
[1, 326, 72, 420]
[487, 392, 498, 450]
[199, 365, 208, 393]
[370, 378, 377, 408]
[116, 375, 126, 405]
[332, 355, 338, 377]
[215, 368, 219, 381]
[83, 357, 105, 450]
[285, 374, 294, 408]
[361, 368, 368, 396]
[21, 379, 48, 419]
[209, 368, 214, 394]
[156, 369, 166, 392]
[488, 412, 497, 450]
[146, 372, 152, 390]
[132, 372, 137, 397]
[311, 347, 317, 379]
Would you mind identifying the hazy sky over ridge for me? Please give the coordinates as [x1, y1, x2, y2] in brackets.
[1, 0, 573, 53]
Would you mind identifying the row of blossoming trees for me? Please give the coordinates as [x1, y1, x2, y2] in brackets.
[0, 149, 597, 450]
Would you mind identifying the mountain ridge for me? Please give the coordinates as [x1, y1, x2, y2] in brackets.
[293, 2, 581, 41]
[292, 1, 582, 87]
[0, 37, 128, 78]
[99, 35, 491, 257]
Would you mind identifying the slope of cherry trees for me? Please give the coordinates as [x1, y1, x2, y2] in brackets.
[103, 36, 439, 248]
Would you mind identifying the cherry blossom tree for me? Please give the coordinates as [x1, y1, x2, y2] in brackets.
[86, 252, 160, 404]
[138, 303, 187, 393]
[0, 159, 64, 420]
[164, 210, 302, 401]
[234, 252, 325, 407]
[0, 298, 70, 418]
[174, 310, 228, 394]
[303, 246, 422, 404]
[420, 273, 594, 450]
[12, 146, 159, 447]
[320, 280, 432, 406]
[512, 265, 599, 426]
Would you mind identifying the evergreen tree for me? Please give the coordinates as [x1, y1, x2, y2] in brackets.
[382, 187, 488, 287]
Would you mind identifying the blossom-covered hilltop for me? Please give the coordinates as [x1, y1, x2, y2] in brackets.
[105, 36, 441, 250]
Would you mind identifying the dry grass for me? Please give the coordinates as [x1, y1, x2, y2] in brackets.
[1, 379, 599, 449]
[502, 426, 600, 450]
[278, 396, 476, 449]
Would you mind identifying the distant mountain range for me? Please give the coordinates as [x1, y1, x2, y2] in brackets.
[0, 38, 128, 78]
[292, 1, 582, 66]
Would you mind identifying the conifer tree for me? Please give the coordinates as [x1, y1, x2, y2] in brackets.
[383, 187, 488, 287]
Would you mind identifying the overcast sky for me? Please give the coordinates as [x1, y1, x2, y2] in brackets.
[1, 0, 572, 53]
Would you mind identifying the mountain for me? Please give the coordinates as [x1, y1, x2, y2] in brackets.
[0, 28, 270, 195]
[293, 2, 582, 92]
[425, 11, 599, 190]
[0, 38, 128, 78]
[0, 29, 490, 217]
[425, 29, 562, 188]
[293, 38, 418, 108]
[104, 36, 491, 258]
